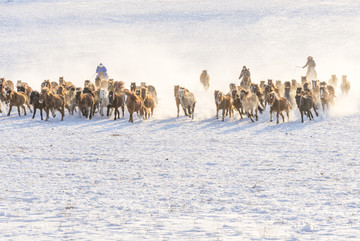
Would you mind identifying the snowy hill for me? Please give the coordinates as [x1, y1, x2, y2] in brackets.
[1, 0, 360, 240]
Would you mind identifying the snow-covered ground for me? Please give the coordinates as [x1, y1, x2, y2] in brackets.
[1, 0, 360, 240]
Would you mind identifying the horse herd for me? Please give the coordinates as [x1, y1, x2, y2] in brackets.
[0, 71, 352, 124]
[184, 71, 351, 123]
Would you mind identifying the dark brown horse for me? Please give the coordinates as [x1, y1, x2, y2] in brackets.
[108, 90, 125, 120]
[30, 91, 45, 120]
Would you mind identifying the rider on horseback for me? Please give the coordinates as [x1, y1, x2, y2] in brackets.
[96, 63, 109, 80]
[239, 66, 251, 79]
[302, 56, 317, 81]
[239, 66, 251, 89]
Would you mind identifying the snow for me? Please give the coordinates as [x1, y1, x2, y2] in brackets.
[1, 0, 360, 240]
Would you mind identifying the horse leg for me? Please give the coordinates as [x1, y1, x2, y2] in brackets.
[300, 110, 304, 123]
[309, 110, 314, 120]
[286, 109, 290, 122]
[51, 108, 56, 118]
[183, 106, 188, 116]
[22, 105, 27, 116]
[122, 105, 125, 117]
[60, 107, 64, 121]
[313, 105, 319, 116]
[40, 108, 43, 120]
[27, 103, 32, 113]
[280, 112, 285, 123]
[89, 107, 92, 120]
[176, 103, 180, 117]
[45, 107, 49, 121]
[192, 103, 195, 120]
[255, 108, 258, 121]
[106, 105, 110, 117]
[114, 108, 118, 120]
[222, 108, 225, 121]
[269, 109, 273, 122]
[32, 107, 37, 119]
[17, 106, 21, 116]
[248, 111, 254, 122]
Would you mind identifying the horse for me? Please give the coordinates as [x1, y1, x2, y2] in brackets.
[99, 88, 111, 117]
[329, 75, 338, 89]
[141, 87, 156, 119]
[30, 91, 45, 120]
[108, 90, 125, 120]
[239, 90, 263, 122]
[140, 82, 158, 104]
[75, 89, 95, 119]
[39, 88, 65, 121]
[240, 76, 251, 90]
[340, 75, 351, 95]
[179, 87, 196, 119]
[268, 91, 291, 124]
[125, 90, 143, 123]
[215, 91, 232, 121]
[295, 87, 318, 122]
[6, 90, 28, 116]
[0, 78, 14, 91]
[320, 85, 335, 111]
[174, 85, 188, 117]
[231, 89, 244, 119]
[250, 83, 265, 109]
[200, 70, 210, 90]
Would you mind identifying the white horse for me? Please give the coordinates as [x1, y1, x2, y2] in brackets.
[99, 88, 113, 117]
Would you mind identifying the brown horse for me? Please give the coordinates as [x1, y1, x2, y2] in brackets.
[320, 85, 335, 111]
[30, 91, 45, 120]
[130, 82, 140, 92]
[231, 89, 244, 119]
[125, 90, 143, 122]
[6, 90, 28, 116]
[215, 91, 232, 121]
[141, 87, 156, 119]
[41, 80, 53, 92]
[0, 78, 14, 91]
[340, 75, 350, 95]
[268, 91, 291, 124]
[140, 82, 158, 104]
[40, 88, 65, 121]
[200, 70, 210, 90]
[108, 90, 125, 120]
[295, 87, 318, 122]
[175, 85, 188, 117]
[75, 89, 95, 119]
[250, 83, 265, 109]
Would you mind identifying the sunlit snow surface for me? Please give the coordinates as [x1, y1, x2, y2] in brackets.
[1, 0, 360, 240]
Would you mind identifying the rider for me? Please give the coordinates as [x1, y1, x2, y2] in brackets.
[302, 56, 317, 81]
[96, 63, 109, 80]
[239, 66, 251, 79]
